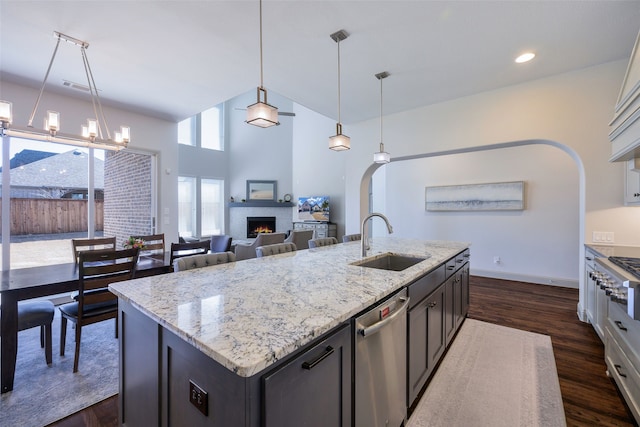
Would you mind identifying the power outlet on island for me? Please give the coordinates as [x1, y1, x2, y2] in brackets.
[189, 380, 208, 416]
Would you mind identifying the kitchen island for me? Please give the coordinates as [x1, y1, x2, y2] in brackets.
[110, 237, 469, 426]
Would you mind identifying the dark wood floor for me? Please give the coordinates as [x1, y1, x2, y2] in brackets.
[47, 276, 637, 426]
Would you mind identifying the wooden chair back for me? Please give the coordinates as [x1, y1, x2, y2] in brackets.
[169, 240, 211, 266]
[78, 248, 140, 309]
[132, 233, 165, 256]
[71, 237, 116, 264]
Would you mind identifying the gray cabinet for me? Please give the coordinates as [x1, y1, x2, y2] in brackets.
[407, 249, 470, 409]
[293, 221, 337, 239]
[262, 324, 351, 427]
[119, 298, 351, 427]
[584, 247, 598, 325]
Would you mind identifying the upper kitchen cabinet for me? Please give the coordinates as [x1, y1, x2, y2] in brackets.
[610, 29, 640, 161]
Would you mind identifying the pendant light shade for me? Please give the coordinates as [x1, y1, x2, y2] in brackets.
[373, 71, 390, 164]
[329, 30, 350, 151]
[246, 0, 279, 128]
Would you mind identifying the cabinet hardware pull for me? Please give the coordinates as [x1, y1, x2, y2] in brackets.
[586, 257, 592, 261]
[614, 364, 627, 378]
[428, 301, 437, 308]
[447, 266, 455, 270]
[302, 346, 334, 370]
[615, 320, 628, 332]
[463, 254, 470, 258]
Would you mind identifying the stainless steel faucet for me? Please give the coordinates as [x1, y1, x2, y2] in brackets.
[361, 212, 394, 257]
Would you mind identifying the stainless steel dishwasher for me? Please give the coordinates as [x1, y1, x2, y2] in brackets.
[355, 288, 409, 427]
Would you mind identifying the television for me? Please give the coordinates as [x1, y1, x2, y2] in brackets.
[297, 196, 330, 222]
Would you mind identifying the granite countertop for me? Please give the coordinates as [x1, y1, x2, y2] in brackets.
[585, 244, 640, 259]
[109, 237, 469, 377]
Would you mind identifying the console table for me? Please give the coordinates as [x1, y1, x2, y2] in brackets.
[293, 222, 337, 239]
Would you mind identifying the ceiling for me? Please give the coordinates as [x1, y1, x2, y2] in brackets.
[1, 1, 639, 125]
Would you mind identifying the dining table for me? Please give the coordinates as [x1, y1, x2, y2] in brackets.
[0, 252, 172, 393]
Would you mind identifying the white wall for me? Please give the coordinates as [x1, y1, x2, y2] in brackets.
[0, 79, 179, 241]
[291, 103, 348, 238]
[339, 60, 634, 318]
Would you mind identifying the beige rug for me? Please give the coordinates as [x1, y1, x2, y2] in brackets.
[407, 319, 566, 427]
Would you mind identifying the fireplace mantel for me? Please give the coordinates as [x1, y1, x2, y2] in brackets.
[229, 202, 294, 208]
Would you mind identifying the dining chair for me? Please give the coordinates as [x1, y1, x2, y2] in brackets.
[284, 230, 314, 250]
[132, 233, 165, 256]
[59, 247, 140, 373]
[256, 242, 297, 258]
[71, 237, 116, 264]
[13, 300, 55, 365]
[308, 237, 338, 248]
[235, 233, 286, 261]
[169, 240, 211, 266]
[173, 251, 236, 272]
[210, 235, 232, 253]
[342, 233, 361, 243]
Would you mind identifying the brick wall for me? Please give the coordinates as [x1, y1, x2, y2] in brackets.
[104, 150, 153, 248]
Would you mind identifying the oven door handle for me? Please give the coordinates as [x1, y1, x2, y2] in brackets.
[615, 320, 628, 332]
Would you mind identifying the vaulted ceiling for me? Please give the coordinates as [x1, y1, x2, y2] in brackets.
[1, 1, 639, 124]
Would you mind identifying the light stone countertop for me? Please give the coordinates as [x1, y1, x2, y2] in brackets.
[109, 237, 469, 377]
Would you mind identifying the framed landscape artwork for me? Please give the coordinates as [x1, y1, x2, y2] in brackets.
[425, 181, 525, 211]
[247, 180, 277, 201]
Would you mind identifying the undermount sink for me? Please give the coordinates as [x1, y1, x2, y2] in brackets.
[351, 253, 427, 272]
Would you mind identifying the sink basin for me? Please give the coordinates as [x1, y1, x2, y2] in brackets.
[352, 253, 427, 272]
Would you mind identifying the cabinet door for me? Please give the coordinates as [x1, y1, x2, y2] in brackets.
[444, 275, 457, 346]
[427, 286, 446, 375]
[461, 263, 470, 319]
[262, 324, 351, 427]
[407, 284, 446, 407]
[625, 159, 640, 205]
[584, 251, 597, 324]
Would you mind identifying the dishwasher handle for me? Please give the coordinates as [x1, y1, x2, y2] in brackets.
[359, 297, 410, 338]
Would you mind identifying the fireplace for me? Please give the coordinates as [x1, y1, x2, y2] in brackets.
[247, 216, 276, 238]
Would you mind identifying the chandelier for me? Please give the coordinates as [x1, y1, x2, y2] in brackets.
[246, 0, 279, 128]
[0, 31, 130, 151]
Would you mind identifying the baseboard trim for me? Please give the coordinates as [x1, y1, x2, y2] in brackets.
[471, 269, 578, 289]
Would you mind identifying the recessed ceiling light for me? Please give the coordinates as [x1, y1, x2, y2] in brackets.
[515, 52, 536, 63]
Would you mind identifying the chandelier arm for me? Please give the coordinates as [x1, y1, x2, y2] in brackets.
[81, 46, 111, 140]
[28, 35, 62, 127]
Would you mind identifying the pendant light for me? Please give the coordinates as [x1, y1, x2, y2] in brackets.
[246, 0, 279, 128]
[373, 71, 390, 164]
[329, 29, 350, 151]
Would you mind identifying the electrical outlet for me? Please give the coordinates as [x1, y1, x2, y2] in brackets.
[493, 256, 501, 264]
[189, 380, 208, 416]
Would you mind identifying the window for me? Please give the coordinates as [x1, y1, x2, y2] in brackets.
[178, 176, 196, 238]
[178, 176, 224, 239]
[178, 116, 195, 146]
[201, 179, 223, 236]
[0, 137, 157, 270]
[201, 106, 223, 150]
[178, 104, 223, 151]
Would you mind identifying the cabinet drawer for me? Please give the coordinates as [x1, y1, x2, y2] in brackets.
[454, 249, 470, 267]
[607, 301, 640, 369]
[605, 328, 640, 423]
[407, 264, 445, 310]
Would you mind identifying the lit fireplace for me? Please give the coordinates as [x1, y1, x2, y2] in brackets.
[246, 216, 276, 238]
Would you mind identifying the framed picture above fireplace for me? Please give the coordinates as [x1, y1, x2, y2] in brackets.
[247, 180, 277, 202]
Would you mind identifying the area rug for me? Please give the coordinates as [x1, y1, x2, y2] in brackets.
[407, 319, 566, 427]
[0, 309, 118, 426]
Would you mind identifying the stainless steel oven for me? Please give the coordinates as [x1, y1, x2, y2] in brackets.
[594, 257, 640, 320]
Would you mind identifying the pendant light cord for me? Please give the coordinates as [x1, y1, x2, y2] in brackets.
[259, 0, 264, 89]
[337, 39, 342, 124]
[379, 75, 383, 146]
